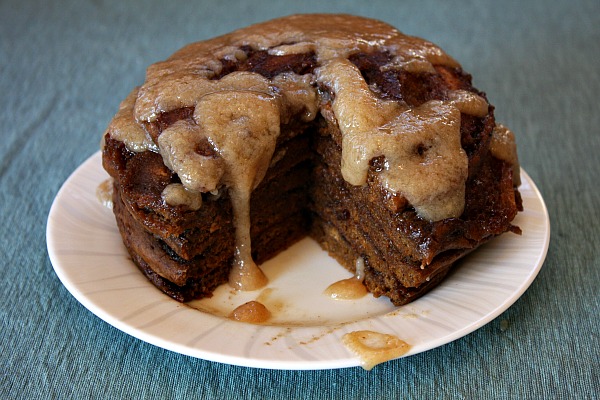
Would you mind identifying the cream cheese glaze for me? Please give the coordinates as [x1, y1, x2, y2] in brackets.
[342, 330, 411, 370]
[317, 58, 470, 220]
[324, 257, 368, 300]
[104, 89, 158, 153]
[490, 123, 521, 186]
[103, 14, 519, 291]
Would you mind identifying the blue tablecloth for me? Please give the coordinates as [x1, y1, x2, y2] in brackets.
[2, 0, 598, 398]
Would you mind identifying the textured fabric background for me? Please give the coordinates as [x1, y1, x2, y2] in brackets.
[1, 0, 599, 398]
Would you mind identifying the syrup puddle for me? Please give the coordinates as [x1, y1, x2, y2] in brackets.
[229, 300, 272, 324]
[187, 239, 396, 326]
[324, 257, 368, 300]
[342, 330, 411, 370]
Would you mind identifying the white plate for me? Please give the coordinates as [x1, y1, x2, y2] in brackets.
[47, 152, 550, 370]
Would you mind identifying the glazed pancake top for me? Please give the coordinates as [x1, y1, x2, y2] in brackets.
[104, 14, 519, 290]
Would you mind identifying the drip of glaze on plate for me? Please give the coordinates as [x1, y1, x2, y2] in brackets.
[229, 300, 272, 324]
[195, 90, 280, 291]
[324, 257, 368, 300]
[342, 330, 411, 370]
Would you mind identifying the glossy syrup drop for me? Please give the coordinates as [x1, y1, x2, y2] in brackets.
[324, 257, 367, 300]
[342, 330, 411, 370]
[229, 300, 272, 324]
